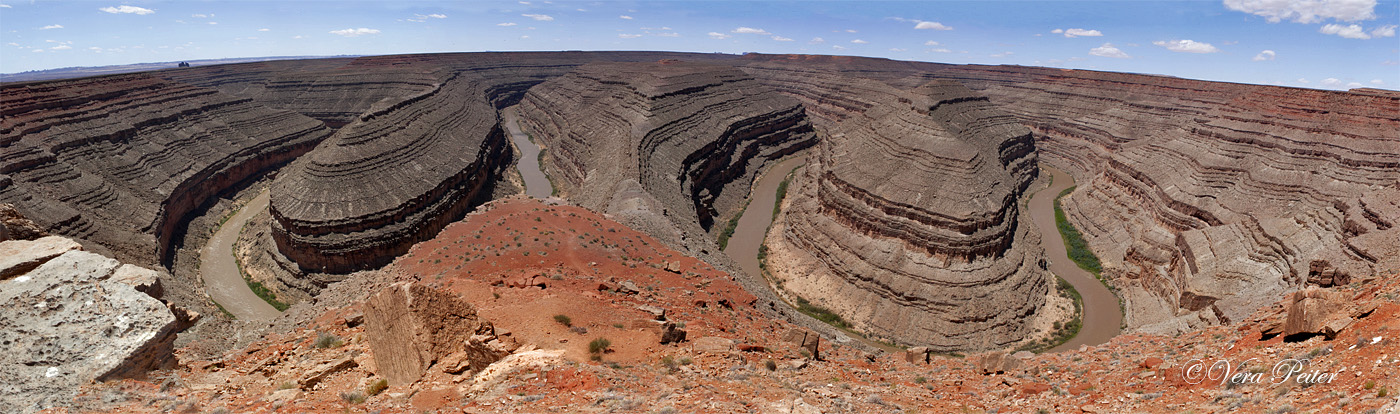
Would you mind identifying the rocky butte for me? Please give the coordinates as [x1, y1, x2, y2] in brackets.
[0, 52, 1395, 413]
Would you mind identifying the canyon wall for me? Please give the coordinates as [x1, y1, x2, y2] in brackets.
[741, 54, 1400, 334]
[269, 71, 511, 276]
[0, 73, 332, 266]
[514, 61, 817, 254]
[742, 62, 1049, 350]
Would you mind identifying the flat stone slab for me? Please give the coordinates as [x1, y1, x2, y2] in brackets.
[0, 236, 81, 280]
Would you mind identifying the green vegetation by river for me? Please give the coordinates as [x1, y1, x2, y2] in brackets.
[1054, 186, 1103, 277]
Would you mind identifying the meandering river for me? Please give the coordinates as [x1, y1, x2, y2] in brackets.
[201, 190, 281, 320]
[1031, 166, 1123, 352]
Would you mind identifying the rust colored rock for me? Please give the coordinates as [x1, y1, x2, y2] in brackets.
[1140, 357, 1164, 369]
[905, 347, 931, 364]
[974, 351, 1022, 375]
[782, 328, 821, 360]
[1283, 288, 1355, 340]
[1018, 382, 1051, 395]
[736, 344, 767, 352]
[363, 282, 484, 386]
[692, 336, 734, 353]
[630, 319, 687, 345]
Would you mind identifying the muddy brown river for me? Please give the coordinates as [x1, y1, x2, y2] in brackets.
[1032, 166, 1123, 352]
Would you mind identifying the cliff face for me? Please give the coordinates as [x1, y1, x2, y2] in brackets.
[0, 73, 332, 266]
[515, 61, 816, 250]
[741, 54, 1400, 334]
[743, 63, 1048, 350]
[269, 72, 511, 276]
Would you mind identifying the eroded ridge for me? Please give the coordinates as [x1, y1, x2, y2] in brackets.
[0, 73, 332, 265]
[515, 61, 817, 249]
[743, 53, 1400, 335]
[747, 64, 1049, 351]
[269, 72, 511, 275]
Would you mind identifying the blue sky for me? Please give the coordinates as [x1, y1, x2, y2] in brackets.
[2, 1, 1397, 90]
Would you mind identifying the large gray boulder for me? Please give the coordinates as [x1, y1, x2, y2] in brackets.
[0, 246, 179, 414]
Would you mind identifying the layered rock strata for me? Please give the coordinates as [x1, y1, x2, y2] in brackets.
[741, 54, 1400, 334]
[0, 73, 332, 266]
[269, 73, 512, 275]
[0, 237, 185, 414]
[750, 67, 1048, 350]
[515, 61, 817, 248]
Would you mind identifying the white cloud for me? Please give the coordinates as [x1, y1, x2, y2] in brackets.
[522, 14, 553, 21]
[0, 4, 12, 8]
[498, 22, 517, 26]
[191, 14, 207, 18]
[1062, 28, 1103, 37]
[258, 28, 270, 32]
[1153, 39, 1220, 53]
[832, 45, 847, 51]
[6, 42, 18, 47]
[1346, 81, 1363, 88]
[924, 40, 939, 46]
[845, 29, 857, 33]
[1252, 49, 1276, 61]
[51, 44, 71, 50]
[329, 28, 380, 37]
[1371, 79, 1385, 85]
[1320, 23, 1371, 38]
[33, 49, 43, 53]
[100, 5, 154, 15]
[928, 48, 952, 53]
[1090, 42, 1131, 58]
[1297, 78, 1309, 84]
[657, 32, 680, 37]
[915, 21, 953, 30]
[1372, 25, 1397, 37]
[1321, 78, 1343, 86]
[851, 39, 868, 44]
[208, 22, 217, 25]
[809, 37, 825, 44]
[707, 32, 731, 39]
[619, 15, 632, 20]
[990, 51, 1014, 58]
[732, 27, 771, 35]
[41, 24, 63, 30]
[618, 33, 642, 38]
[890, 48, 907, 52]
[772, 36, 793, 41]
[1051, 29, 1064, 34]
[1223, 0, 1377, 23]
[426, 14, 446, 19]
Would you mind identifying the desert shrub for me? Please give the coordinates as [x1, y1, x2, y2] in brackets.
[553, 314, 572, 327]
[339, 391, 366, 404]
[588, 337, 612, 354]
[763, 360, 777, 371]
[314, 332, 343, 349]
[365, 379, 388, 397]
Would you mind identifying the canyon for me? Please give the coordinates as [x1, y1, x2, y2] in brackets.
[1, 51, 1396, 412]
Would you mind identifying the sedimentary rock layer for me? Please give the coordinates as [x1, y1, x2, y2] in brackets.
[0, 73, 332, 265]
[270, 72, 511, 274]
[746, 64, 1048, 350]
[515, 61, 817, 246]
[742, 54, 1400, 334]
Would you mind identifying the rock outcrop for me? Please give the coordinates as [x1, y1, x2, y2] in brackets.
[363, 282, 513, 386]
[0, 203, 47, 241]
[0, 238, 183, 414]
[516, 60, 817, 253]
[747, 63, 1048, 350]
[0, 73, 332, 266]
